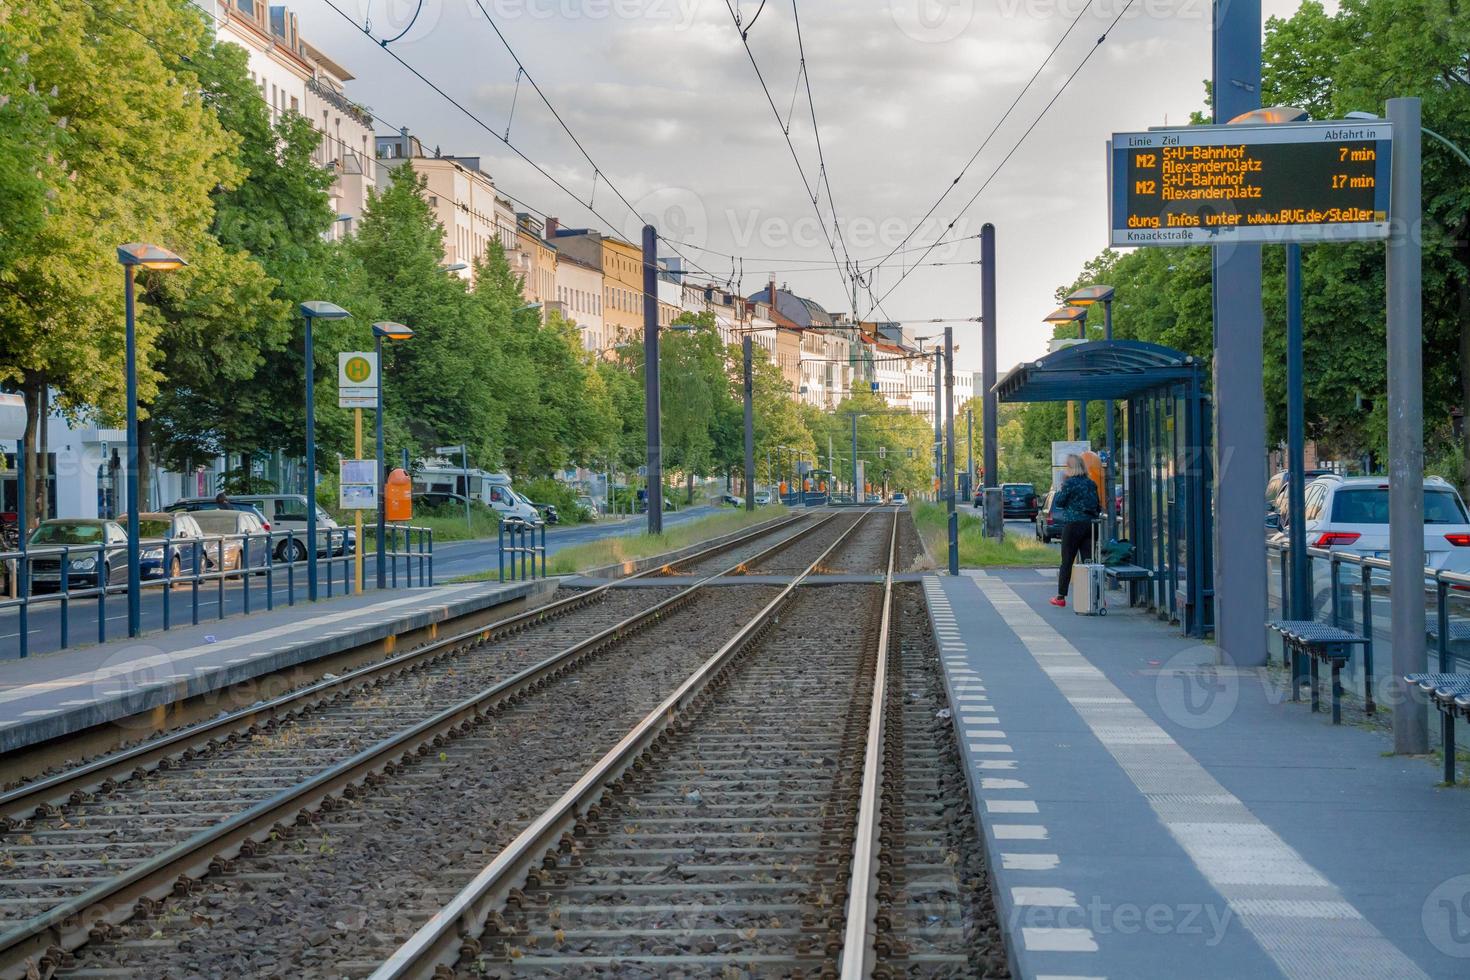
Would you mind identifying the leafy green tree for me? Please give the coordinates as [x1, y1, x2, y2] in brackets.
[355, 167, 498, 467]
[1036, 0, 1470, 484]
[148, 31, 342, 491]
[0, 0, 239, 521]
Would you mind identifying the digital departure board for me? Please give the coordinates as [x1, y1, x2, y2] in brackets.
[1108, 121, 1393, 247]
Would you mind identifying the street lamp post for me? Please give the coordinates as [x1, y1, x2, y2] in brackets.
[117, 244, 187, 637]
[372, 322, 413, 589]
[299, 301, 352, 602]
[1043, 306, 1090, 441]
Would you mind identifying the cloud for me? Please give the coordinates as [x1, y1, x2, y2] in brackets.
[295, 0, 1220, 373]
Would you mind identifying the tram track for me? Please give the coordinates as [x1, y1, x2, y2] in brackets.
[365, 510, 1005, 980]
[368, 509, 904, 979]
[0, 509, 860, 977]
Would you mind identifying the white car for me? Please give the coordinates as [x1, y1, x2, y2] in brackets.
[891, 492, 908, 506]
[1279, 475, 1470, 573]
[753, 490, 773, 506]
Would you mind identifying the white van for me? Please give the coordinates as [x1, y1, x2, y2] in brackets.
[483, 472, 542, 526]
[412, 463, 541, 526]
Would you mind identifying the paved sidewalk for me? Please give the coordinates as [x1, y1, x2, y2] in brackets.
[926, 568, 1470, 979]
[0, 578, 550, 753]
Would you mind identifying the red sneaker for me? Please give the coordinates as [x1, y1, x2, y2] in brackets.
[1049, 596, 1066, 607]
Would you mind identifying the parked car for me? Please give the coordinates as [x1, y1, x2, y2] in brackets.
[27, 519, 128, 593]
[189, 508, 272, 573]
[121, 512, 209, 580]
[1001, 483, 1040, 520]
[575, 494, 601, 520]
[532, 502, 561, 525]
[1265, 468, 1336, 526]
[635, 489, 677, 512]
[891, 492, 908, 506]
[1034, 490, 1061, 543]
[754, 490, 773, 506]
[721, 493, 744, 508]
[1272, 475, 1470, 574]
[168, 494, 351, 561]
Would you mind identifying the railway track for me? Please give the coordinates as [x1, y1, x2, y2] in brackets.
[0, 509, 871, 977]
[369, 509, 907, 978]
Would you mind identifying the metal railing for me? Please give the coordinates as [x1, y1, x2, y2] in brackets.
[498, 521, 546, 581]
[1266, 540, 1470, 710]
[1, 524, 433, 660]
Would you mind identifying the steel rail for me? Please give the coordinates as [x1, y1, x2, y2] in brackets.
[0, 511, 814, 827]
[0, 511, 835, 979]
[369, 508, 881, 980]
[838, 508, 899, 978]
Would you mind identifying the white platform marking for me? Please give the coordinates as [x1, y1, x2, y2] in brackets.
[973, 576, 1427, 980]
[1023, 928, 1099, 953]
[1013, 886, 1078, 908]
[986, 799, 1039, 814]
[1002, 852, 1060, 870]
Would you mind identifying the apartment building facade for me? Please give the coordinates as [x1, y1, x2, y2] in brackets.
[513, 213, 558, 308]
[376, 132, 517, 283]
[554, 255, 606, 353]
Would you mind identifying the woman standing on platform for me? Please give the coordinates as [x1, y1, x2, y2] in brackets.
[1050, 454, 1101, 608]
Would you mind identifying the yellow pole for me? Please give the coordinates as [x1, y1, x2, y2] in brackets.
[1067, 401, 1076, 440]
[354, 407, 364, 592]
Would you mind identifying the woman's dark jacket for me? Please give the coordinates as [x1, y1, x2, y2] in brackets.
[1053, 474, 1101, 527]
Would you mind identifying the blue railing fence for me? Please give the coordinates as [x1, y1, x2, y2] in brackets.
[0, 524, 433, 660]
[498, 521, 546, 581]
[1267, 541, 1470, 708]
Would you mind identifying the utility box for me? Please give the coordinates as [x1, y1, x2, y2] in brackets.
[982, 487, 1004, 539]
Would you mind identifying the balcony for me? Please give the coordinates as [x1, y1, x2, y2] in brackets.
[307, 76, 374, 129]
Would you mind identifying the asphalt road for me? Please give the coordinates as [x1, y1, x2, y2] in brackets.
[0, 504, 725, 660]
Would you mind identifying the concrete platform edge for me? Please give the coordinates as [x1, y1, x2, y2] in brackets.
[919, 573, 1034, 980]
[1, 580, 552, 755]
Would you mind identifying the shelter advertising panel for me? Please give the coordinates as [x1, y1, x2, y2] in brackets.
[1108, 121, 1392, 246]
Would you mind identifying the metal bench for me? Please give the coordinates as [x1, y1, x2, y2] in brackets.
[1104, 564, 1152, 606]
[1403, 673, 1470, 784]
[1268, 620, 1371, 724]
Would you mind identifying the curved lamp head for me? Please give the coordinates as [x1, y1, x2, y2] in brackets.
[372, 321, 414, 341]
[1065, 285, 1115, 307]
[1227, 105, 1308, 125]
[117, 243, 187, 271]
[299, 301, 351, 320]
[1043, 305, 1088, 324]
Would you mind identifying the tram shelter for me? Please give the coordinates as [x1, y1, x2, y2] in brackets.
[995, 339, 1214, 635]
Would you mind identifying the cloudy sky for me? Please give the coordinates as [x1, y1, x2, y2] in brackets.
[294, 0, 1311, 377]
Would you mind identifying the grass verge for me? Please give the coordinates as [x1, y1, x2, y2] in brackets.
[912, 502, 1057, 568]
[450, 505, 786, 580]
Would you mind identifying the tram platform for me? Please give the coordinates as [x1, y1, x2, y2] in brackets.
[926, 568, 1467, 979]
[0, 578, 552, 759]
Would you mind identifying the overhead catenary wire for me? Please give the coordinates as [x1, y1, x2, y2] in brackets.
[723, 0, 853, 314]
[315, 0, 727, 283]
[859, 0, 1099, 280]
[865, 0, 1138, 316]
[658, 233, 984, 266]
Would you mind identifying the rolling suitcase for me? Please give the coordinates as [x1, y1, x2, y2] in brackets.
[1071, 524, 1107, 616]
